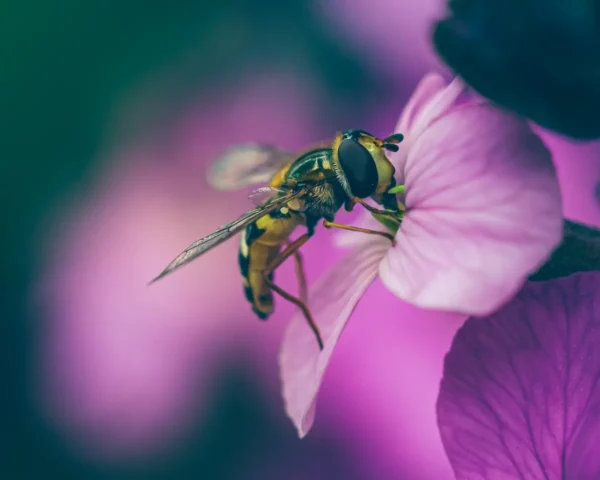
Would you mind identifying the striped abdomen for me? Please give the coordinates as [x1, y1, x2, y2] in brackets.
[238, 207, 301, 319]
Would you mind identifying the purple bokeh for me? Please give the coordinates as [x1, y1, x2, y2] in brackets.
[37, 72, 324, 457]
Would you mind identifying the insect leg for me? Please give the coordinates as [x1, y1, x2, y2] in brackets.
[354, 197, 405, 215]
[264, 234, 323, 350]
[284, 239, 308, 302]
[265, 233, 310, 273]
[344, 197, 358, 212]
[294, 251, 308, 303]
[265, 279, 323, 350]
[322, 220, 395, 244]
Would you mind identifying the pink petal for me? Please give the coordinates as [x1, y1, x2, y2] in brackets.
[380, 104, 563, 316]
[334, 209, 388, 248]
[394, 72, 448, 134]
[388, 73, 460, 184]
[337, 73, 467, 249]
[437, 273, 600, 479]
[407, 76, 466, 141]
[279, 240, 389, 437]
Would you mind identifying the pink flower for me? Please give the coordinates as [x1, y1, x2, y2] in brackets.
[279, 72, 564, 437]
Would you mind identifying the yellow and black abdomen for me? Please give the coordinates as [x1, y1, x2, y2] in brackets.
[238, 207, 301, 319]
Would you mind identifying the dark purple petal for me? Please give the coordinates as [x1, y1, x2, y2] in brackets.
[437, 272, 600, 479]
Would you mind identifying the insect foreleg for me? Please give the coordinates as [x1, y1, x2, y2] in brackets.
[344, 197, 358, 212]
[354, 197, 405, 216]
[322, 220, 396, 244]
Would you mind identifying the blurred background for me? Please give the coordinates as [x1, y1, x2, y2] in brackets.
[2, 1, 599, 479]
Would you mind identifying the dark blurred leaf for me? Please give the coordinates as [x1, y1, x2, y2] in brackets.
[432, 0, 600, 140]
[530, 220, 600, 281]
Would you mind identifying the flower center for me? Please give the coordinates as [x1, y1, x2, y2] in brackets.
[371, 184, 405, 235]
[373, 212, 401, 235]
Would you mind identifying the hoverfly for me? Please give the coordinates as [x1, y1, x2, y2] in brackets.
[150, 130, 405, 350]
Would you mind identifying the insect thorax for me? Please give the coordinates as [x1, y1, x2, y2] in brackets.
[285, 148, 347, 222]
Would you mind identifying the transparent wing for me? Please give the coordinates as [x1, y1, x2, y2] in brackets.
[149, 188, 307, 284]
[207, 144, 295, 191]
[248, 186, 285, 206]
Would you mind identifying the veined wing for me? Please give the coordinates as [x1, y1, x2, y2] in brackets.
[207, 144, 296, 191]
[248, 186, 286, 206]
[149, 188, 307, 284]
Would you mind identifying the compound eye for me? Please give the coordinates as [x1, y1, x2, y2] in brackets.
[338, 138, 378, 198]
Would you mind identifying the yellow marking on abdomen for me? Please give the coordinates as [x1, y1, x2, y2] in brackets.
[241, 213, 302, 318]
[239, 229, 249, 257]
